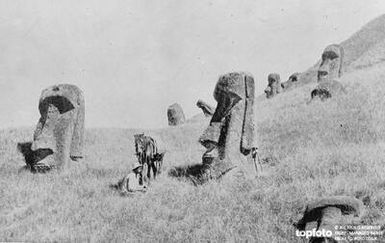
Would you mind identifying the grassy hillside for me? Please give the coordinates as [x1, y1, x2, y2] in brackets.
[341, 14, 385, 69]
[1, 61, 385, 242]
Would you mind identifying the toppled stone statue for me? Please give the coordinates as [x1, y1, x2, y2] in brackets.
[264, 73, 282, 99]
[18, 84, 85, 172]
[311, 80, 346, 101]
[167, 103, 186, 126]
[281, 72, 301, 90]
[295, 196, 363, 243]
[199, 72, 259, 181]
[196, 99, 214, 117]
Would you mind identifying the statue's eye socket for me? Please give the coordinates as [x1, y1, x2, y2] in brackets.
[40, 96, 75, 114]
[323, 51, 339, 60]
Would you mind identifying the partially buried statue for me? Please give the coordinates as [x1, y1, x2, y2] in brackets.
[18, 84, 85, 172]
[281, 72, 300, 90]
[317, 44, 344, 82]
[264, 73, 281, 99]
[312, 44, 346, 101]
[199, 72, 258, 180]
[295, 196, 363, 242]
[167, 103, 185, 126]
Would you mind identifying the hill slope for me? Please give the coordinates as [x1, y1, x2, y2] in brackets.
[342, 14, 385, 69]
[1, 16, 385, 242]
[284, 14, 385, 90]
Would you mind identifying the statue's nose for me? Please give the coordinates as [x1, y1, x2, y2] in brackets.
[318, 58, 330, 75]
[31, 132, 56, 152]
[318, 61, 329, 80]
[31, 116, 56, 152]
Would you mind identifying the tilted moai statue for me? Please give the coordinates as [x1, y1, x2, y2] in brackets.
[264, 73, 282, 99]
[30, 84, 85, 170]
[317, 44, 344, 82]
[167, 103, 186, 126]
[199, 72, 258, 180]
[196, 99, 214, 117]
[281, 72, 301, 90]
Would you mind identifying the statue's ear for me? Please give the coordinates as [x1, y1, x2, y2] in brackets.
[244, 75, 255, 98]
[339, 46, 345, 77]
[39, 96, 75, 115]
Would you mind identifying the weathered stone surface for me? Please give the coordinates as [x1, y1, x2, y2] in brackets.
[167, 103, 185, 126]
[318, 44, 344, 82]
[199, 72, 257, 180]
[311, 80, 346, 101]
[281, 72, 301, 90]
[305, 196, 362, 217]
[264, 73, 281, 98]
[196, 99, 214, 117]
[28, 84, 85, 170]
[296, 196, 363, 242]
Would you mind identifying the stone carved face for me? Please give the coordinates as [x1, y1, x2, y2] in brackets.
[31, 84, 85, 168]
[199, 72, 256, 178]
[318, 44, 344, 82]
[310, 80, 346, 101]
[281, 72, 300, 90]
[167, 103, 185, 126]
[264, 73, 281, 98]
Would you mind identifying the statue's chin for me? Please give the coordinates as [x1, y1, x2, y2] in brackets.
[318, 76, 328, 82]
[35, 152, 55, 166]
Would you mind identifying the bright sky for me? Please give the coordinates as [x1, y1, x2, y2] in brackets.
[0, 0, 384, 129]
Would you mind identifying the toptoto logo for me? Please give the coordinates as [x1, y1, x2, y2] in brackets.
[296, 229, 333, 239]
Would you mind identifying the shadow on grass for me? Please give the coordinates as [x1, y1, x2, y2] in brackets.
[168, 163, 208, 186]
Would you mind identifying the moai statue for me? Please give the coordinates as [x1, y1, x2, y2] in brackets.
[311, 80, 346, 101]
[28, 84, 85, 171]
[199, 72, 258, 180]
[264, 73, 281, 98]
[167, 103, 186, 126]
[317, 44, 344, 82]
[196, 99, 214, 117]
[281, 72, 301, 90]
[312, 44, 345, 101]
[295, 196, 363, 242]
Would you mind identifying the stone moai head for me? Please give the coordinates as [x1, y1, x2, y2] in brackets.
[281, 72, 300, 90]
[199, 72, 257, 179]
[295, 196, 362, 242]
[167, 103, 186, 126]
[31, 84, 85, 169]
[310, 80, 346, 101]
[264, 73, 281, 98]
[318, 44, 344, 82]
[196, 99, 214, 117]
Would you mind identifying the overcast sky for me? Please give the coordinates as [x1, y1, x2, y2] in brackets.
[0, 0, 384, 129]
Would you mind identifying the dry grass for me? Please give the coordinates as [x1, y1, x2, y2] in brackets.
[1, 63, 385, 242]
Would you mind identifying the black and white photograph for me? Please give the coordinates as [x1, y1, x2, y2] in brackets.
[1, 0, 385, 242]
